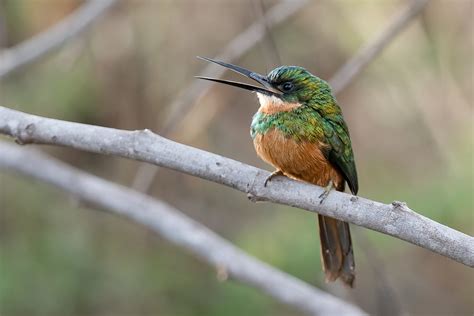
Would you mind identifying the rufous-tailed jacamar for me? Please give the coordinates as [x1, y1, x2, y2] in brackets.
[197, 57, 358, 287]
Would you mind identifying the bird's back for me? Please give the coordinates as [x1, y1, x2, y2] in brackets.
[251, 103, 355, 287]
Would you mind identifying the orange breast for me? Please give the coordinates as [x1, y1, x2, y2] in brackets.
[253, 128, 343, 188]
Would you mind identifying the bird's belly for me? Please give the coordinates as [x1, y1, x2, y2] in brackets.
[253, 128, 342, 187]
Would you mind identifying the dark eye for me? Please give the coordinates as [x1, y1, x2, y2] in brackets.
[281, 82, 294, 92]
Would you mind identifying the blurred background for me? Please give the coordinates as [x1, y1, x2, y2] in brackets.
[1, 0, 473, 315]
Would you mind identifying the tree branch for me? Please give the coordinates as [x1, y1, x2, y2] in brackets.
[132, 0, 429, 192]
[160, 0, 309, 135]
[0, 0, 119, 79]
[329, 0, 430, 94]
[132, 0, 309, 191]
[0, 142, 364, 316]
[0, 106, 473, 267]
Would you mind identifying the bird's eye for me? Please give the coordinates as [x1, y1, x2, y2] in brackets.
[281, 82, 294, 92]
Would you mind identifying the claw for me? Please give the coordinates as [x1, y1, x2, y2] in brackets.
[319, 181, 335, 204]
[264, 170, 284, 187]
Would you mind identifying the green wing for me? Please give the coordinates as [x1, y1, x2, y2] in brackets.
[321, 115, 358, 195]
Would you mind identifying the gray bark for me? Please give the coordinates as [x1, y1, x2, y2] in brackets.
[0, 106, 473, 267]
[0, 142, 365, 316]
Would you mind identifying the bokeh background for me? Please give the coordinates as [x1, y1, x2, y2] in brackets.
[1, 0, 473, 315]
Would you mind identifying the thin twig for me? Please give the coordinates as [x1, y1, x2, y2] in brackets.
[0, 142, 365, 316]
[131, 0, 309, 191]
[1, 106, 472, 267]
[329, 0, 430, 94]
[355, 232, 403, 316]
[0, 0, 119, 79]
[252, 0, 282, 70]
[161, 0, 308, 135]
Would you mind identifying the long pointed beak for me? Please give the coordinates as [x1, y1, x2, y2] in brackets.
[196, 56, 281, 96]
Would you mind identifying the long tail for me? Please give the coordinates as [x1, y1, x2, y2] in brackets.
[318, 214, 355, 287]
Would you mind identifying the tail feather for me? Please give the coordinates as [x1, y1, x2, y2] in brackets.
[318, 214, 355, 287]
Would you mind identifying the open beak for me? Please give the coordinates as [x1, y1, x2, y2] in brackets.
[196, 56, 281, 96]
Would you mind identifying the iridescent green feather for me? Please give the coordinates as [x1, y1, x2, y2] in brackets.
[250, 66, 358, 194]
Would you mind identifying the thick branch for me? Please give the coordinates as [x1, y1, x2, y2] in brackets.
[0, 106, 473, 267]
[0, 142, 364, 316]
[0, 0, 118, 78]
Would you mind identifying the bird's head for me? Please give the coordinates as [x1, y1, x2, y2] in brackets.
[196, 57, 331, 113]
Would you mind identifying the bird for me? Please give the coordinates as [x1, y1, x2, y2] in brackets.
[196, 57, 358, 287]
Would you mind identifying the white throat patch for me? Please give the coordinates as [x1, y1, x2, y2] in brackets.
[256, 93, 301, 114]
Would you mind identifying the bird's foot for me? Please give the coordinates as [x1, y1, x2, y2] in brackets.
[318, 181, 335, 204]
[264, 170, 284, 187]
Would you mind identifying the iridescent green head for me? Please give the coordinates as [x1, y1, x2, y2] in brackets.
[196, 57, 332, 106]
[266, 66, 329, 103]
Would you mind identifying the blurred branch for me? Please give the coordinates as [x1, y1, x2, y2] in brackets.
[0, 0, 119, 79]
[1, 106, 473, 268]
[355, 232, 403, 316]
[329, 0, 430, 94]
[161, 0, 308, 135]
[0, 142, 365, 316]
[252, 0, 282, 69]
[132, 0, 430, 191]
[131, 0, 309, 191]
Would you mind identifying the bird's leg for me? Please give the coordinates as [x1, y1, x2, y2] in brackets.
[318, 181, 335, 204]
[264, 170, 284, 187]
